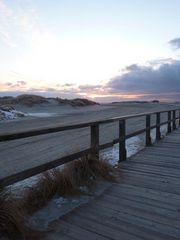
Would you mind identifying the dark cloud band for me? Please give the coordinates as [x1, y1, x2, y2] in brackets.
[107, 60, 180, 96]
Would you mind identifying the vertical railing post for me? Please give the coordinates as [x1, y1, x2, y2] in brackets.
[156, 112, 161, 140]
[168, 111, 172, 133]
[179, 109, 180, 127]
[119, 120, 126, 162]
[146, 115, 151, 146]
[173, 110, 176, 130]
[90, 123, 99, 160]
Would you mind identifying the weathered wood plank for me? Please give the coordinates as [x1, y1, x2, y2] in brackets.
[85, 202, 180, 239]
[62, 212, 142, 240]
[110, 183, 180, 204]
[75, 207, 171, 240]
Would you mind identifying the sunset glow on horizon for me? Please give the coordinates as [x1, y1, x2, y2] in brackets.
[1, 0, 180, 102]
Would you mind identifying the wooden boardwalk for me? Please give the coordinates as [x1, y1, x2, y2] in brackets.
[44, 128, 180, 240]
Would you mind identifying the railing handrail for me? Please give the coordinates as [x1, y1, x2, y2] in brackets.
[0, 108, 180, 142]
[0, 107, 180, 187]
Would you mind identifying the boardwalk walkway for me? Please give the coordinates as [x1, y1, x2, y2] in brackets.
[44, 128, 180, 240]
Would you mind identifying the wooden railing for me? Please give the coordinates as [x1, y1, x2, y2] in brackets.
[0, 108, 180, 186]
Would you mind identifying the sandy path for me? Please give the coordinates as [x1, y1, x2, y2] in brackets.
[0, 102, 179, 184]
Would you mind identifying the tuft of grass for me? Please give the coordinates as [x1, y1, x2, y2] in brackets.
[52, 169, 80, 196]
[52, 156, 115, 196]
[22, 171, 57, 214]
[22, 156, 116, 214]
[0, 188, 42, 239]
[65, 156, 116, 185]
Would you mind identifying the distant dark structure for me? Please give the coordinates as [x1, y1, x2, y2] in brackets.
[152, 100, 159, 103]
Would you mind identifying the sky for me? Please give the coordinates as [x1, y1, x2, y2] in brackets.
[0, 0, 180, 102]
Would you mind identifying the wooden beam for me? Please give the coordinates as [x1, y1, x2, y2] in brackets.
[173, 110, 176, 130]
[146, 115, 151, 146]
[156, 112, 161, 140]
[119, 120, 127, 162]
[90, 124, 99, 160]
[168, 111, 172, 133]
[0, 148, 92, 187]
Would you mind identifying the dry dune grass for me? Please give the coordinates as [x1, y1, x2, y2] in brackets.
[23, 156, 115, 214]
[0, 188, 42, 240]
[0, 95, 48, 107]
[0, 156, 116, 239]
[22, 172, 57, 214]
[64, 156, 115, 186]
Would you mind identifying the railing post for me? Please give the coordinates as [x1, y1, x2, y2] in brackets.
[119, 120, 126, 162]
[156, 112, 161, 140]
[90, 123, 99, 160]
[173, 110, 176, 130]
[146, 115, 151, 146]
[168, 111, 172, 133]
[179, 109, 180, 126]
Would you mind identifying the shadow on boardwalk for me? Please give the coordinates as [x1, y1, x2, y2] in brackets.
[44, 129, 180, 240]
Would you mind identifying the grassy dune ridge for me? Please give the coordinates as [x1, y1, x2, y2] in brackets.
[0, 94, 98, 107]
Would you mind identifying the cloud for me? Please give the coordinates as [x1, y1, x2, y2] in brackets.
[0, 81, 27, 90]
[168, 38, 180, 50]
[78, 84, 102, 93]
[0, 0, 13, 17]
[0, 0, 16, 47]
[17, 81, 26, 86]
[107, 59, 180, 100]
[62, 83, 75, 87]
[0, 0, 42, 48]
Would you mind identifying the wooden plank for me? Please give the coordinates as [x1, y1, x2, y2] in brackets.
[85, 202, 180, 239]
[120, 162, 180, 178]
[110, 183, 180, 204]
[99, 194, 180, 221]
[92, 200, 180, 234]
[62, 210, 142, 240]
[128, 159, 180, 170]
[58, 220, 109, 240]
[107, 187, 179, 211]
[75, 207, 170, 240]
[118, 168, 180, 186]
[131, 153, 180, 163]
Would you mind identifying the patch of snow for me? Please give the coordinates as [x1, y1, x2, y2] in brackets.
[9, 166, 65, 196]
[9, 175, 40, 197]
[101, 124, 169, 166]
[79, 186, 89, 194]
[151, 124, 167, 143]
[28, 195, 93, 229]
[126, 136, 144, 157]
[101, 135, 144, 166]
[0, 109, 27, 121]
[28, 112, 56, 117]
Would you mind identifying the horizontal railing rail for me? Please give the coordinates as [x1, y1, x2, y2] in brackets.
[0, 108, 180, 142]
[0, 108, 180, 187]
